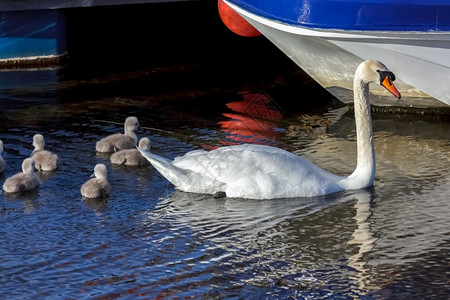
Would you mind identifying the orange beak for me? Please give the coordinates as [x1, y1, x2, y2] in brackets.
[381, 75, 401, 99]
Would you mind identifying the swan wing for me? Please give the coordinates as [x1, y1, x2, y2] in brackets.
[31, 150, 58, 171]
[114, 136, 136, 150]
[81, 179, 110, 198]
[96, 134, 136, 152]
[172, 144, 343, 199]
[138, 148, 227, 194]
[3, 173, 40, 193]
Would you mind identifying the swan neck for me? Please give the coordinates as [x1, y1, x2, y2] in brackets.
[124, 125, 137, 141]
[23, 164, 33, 174]
[347, 78, 376, 188]
[33, 141, 44, 151]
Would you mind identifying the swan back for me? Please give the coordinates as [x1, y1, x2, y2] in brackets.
[96, 117, 140, 152]
[80, 164, 111, 198]
[3, 158, 40, 193]
[110, 137, 151, 165]
[31, 134, 59, 172]
[140, 144, 344, 199]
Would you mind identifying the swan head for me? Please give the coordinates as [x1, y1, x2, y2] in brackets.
[138, 137, 151, 151]
[32, 134, 45, 151]
[93, 164, 108, 180]
[22, 158, 36, 174]
[124, 116, 140, 132]
[356, 60, 401, 99]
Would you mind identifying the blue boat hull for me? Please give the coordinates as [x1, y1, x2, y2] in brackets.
[0, 1, 194, 67]
[225, 0, 450, 32]
[0, 10, 67, 66]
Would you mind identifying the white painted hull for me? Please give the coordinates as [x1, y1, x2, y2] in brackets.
[225, 1, 450, 109]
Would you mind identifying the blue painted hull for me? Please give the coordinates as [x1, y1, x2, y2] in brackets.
[0, 10, 67, 65]
[0, 1, 195, 67]
[226, 0, 450, 32]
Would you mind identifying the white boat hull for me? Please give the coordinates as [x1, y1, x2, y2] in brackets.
[225, 1, 450, 110]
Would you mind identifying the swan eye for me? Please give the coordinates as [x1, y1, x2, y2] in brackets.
[378, 70, 396, 84]
[388, 72, 395, 81]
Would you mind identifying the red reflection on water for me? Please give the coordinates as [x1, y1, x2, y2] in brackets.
[216, 91, 283, 147]
[225, 92, 283, 120]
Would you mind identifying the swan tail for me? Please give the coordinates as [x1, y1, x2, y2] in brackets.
[137, 147, 226, 194]
[110, 152, 126, 165]
[137, 147, 193, 188]
[96, 140, 114, 153]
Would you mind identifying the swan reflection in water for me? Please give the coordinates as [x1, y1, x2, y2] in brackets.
[140, 188, 379, 295]
[347, 190, 378, 294]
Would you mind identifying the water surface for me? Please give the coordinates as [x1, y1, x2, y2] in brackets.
[0, 61, 449, 299]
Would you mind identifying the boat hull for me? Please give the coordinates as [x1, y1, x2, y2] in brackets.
[224, 1, 450, 109]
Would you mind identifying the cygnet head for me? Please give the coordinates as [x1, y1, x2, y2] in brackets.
[22, 158, 36, 174]
[138, 137, 151, 151]
[125, 116, 140, 132]
[32, 134, 45, 151]
[0, 139, 3, 153]
[93, 164, 108, 180]
[356, 60, 401, 99]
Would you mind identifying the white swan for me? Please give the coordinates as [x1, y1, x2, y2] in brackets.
[80, 164, 111, 199]
[31, 134, 59, 172]
[0, 140, 5, 173]
[3, 158, 40, 193]
[138, 61, 401, 199]
[110, 137, 151, 166]
[96, 116, 140, 152]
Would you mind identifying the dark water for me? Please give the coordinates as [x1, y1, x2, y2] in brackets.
[1, 11, 450, 298]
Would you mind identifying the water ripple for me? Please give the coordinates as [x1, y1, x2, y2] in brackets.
[0, 75, 449, 298]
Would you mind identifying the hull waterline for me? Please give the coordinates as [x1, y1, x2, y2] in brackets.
[224, 0, 450, 110]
